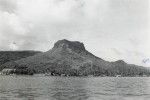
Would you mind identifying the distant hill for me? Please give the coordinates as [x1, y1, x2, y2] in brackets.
[0, 51, 41, 69]
[0, 39, 150, 76]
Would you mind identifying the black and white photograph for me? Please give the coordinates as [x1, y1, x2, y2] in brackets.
[0, 0, 150, 100]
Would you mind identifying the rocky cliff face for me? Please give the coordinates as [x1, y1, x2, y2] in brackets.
[0, 39, 150, 76]
[53, 39, 85, 53]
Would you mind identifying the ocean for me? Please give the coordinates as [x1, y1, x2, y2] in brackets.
[0, 76, 150, 100]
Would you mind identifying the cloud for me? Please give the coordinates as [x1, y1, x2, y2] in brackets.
[142, 58, 150, 67]
[0, 0, 17, 13]
[9, 42, 18, 50]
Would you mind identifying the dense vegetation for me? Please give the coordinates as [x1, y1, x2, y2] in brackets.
[0, 39, 150, 76]
[0, 51, 41, 65]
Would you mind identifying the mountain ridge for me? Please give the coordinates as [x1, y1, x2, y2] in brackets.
[0, 39, 150, 76]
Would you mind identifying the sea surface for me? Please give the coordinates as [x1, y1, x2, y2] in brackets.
[0, 76, 150, 100]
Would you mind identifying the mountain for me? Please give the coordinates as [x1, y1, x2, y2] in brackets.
[0, 51, 41, 70]
[0, 39, 150, 76]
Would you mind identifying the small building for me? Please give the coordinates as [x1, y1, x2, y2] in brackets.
[1, 68, 16, 75]
[116, 75, 121, 77]
[142, 75, 147, 77]
[45, 72, 52, 76]
[61, 74, 66, 77]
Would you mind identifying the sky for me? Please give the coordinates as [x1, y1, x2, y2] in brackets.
[0, 0, 150, 67]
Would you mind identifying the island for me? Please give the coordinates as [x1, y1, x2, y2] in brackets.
[0, 39, 150, 77]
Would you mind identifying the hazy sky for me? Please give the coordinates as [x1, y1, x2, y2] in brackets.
[0, 0, 150, 67]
